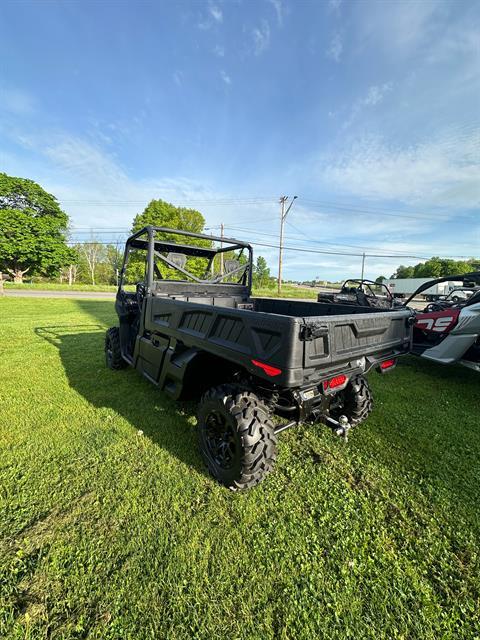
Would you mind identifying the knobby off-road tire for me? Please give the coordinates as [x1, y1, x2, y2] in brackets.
[197, 385, 278, 490]
[105, 327, 127, 370]
[330, 374, 373, 426]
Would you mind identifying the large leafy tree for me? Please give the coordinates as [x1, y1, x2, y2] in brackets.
[131, 199, 212, 278]
[132, 199, 207, 238]
[0, 173, 72, 282]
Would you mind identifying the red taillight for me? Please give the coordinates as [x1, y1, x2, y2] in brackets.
[323, 374, 348, 390]
[251, 359, 282, 377]
[380, 358, 396, 370]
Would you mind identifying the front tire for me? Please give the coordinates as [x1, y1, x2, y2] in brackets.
[330, 375, 373, 426]
[105, 327, 127, 370]
[197, 385, 278, 490]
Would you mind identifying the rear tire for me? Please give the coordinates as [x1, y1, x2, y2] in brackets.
[197, 385, 277, 490]
[105, 327, 127, 370]
[330, 375, 373, 426]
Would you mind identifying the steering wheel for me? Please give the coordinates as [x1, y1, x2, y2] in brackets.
[425, 302, 446, 312]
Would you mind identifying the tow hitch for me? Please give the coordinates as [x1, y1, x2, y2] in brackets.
[274, 414, 352, 441]
[325, 414, 352, 441]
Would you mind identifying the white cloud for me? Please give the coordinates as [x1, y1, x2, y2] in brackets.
[342, 82, 393, 129]
[7, 131, 226, 229]
[209, 3, 223, 23]
[268, 0, 285, 26]
[198, 2, 223, 30]
[355, 0, 442, 56]
[322, 126, 480, 208]
[362, 83, 393, 107]
[213, 44, 225, 57]
[5, 127, 474, 279]
[220, 70, 231, 85]
[43, 137, 125, 187]
[427, 22, 479, 63]
[425, 20, 480, 89]
[287, 203, 435, 242]
[252, 20, 271, 56]
[326, 33, 343, 62]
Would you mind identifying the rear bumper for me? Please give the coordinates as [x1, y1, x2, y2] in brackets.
[267, 346, 409, 389]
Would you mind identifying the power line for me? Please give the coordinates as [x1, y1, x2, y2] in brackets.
[68, 217, 277, 234]
[300, 198, 474, 225]
[249, 240, 435, 260]
[301, 197, 473, 220]
[67, 222, 477, 258]
[284, 221, 426, 256]
[66, 229, 477, 260]
[61, 195, 476, 226]
[224, 223, 412, 255]
[65, 238, 436, 260]
[61, 197, 277, 206]
[220, 224, 475, 260]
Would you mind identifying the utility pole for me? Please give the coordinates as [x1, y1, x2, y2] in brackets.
[220, 223, 224, 275]
[277, 195, 297, 294]
[361, 252, 366, 281]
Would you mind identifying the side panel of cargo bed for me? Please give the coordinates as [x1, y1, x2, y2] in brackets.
[302, 310, 412, 370]
[141, 297, 304, 385]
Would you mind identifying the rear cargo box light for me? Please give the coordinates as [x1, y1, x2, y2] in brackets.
[380, 358, 396, 370]
[251, 359, 282, 377]
[323, 374, 348, 391]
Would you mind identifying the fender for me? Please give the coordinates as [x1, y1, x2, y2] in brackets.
[160, 346, 241, 400]
[415, 308, 460, 334]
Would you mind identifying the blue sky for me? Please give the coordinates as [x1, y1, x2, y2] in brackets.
[1, 0, 479, 280]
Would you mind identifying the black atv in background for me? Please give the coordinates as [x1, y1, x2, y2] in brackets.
[318, 279, 399, 310]
[106, 227, 414, 490]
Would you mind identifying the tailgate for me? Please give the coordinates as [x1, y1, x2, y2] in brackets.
[302, 309, 412, 368]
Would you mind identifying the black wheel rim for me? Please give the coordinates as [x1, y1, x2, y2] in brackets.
[205, 410, 236, 469]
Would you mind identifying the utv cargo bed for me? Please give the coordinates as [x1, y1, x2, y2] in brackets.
[136, 286, 412, 392]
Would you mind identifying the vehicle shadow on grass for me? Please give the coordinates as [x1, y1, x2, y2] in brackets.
[34, 320, 208, 479]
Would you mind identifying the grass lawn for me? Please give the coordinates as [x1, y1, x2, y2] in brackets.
[0, 298, 479, 639]
[4, 283, 119, 292]
[3, 282, 319, 299]
[253, 284, 318, 299]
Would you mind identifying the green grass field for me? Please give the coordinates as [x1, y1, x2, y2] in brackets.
[0, 298, 479, 639]
[4, 282, 319, 299]
[4, 282, 119, 292]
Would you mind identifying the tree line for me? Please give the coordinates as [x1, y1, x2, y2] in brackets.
[0, 172, 276, 288]
[2, 172, 478, 288]
[389, 257, 480, 280]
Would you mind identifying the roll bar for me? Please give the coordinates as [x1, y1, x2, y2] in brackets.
[119, 226, 254, 292]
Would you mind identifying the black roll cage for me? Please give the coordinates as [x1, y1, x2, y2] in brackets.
[119, 226, 254, 293]
[340, 279, 393, 299]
